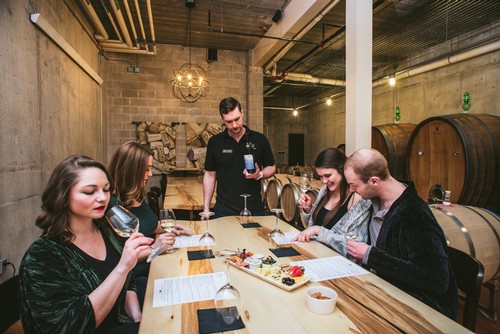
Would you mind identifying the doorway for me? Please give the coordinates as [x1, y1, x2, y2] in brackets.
[288, 134, 304, 165]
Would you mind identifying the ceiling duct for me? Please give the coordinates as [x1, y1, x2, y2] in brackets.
[78, 0, 157, 55]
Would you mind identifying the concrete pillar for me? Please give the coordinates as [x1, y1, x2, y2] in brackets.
[345, 0, 372, 155]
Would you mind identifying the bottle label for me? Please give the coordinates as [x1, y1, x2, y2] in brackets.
[244, 154, 255, 171]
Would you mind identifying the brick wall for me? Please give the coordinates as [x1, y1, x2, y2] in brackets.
[104, 45, 263, 164]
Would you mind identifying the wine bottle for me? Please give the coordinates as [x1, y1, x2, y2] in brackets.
[244, 135, 256, 173]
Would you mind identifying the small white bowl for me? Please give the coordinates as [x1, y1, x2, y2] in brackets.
[306, 286, 337, 315]
[246, 258, 262, 270]
[251, 253, 265, 260]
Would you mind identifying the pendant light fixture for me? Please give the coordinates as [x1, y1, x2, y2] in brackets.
[172, 0, 209, 103]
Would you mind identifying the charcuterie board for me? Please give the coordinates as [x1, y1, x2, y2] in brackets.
[228, 261, 311, 291]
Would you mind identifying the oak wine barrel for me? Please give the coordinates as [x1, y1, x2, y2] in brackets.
[265, 174, 292, 211]
[372, 123, 416, 180]
[280, 183, 301, 224]
[408, 114, 500, 213]
[430, 204, 500, 282]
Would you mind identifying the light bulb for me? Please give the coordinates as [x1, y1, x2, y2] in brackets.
[389, 74, 396, 87]
[293, 109, 298, 116]
[326, 98, 332, 106]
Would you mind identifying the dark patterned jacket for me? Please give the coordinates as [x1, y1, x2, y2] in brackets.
[367, 181, 458, 319]
[19, 225, 135, 333]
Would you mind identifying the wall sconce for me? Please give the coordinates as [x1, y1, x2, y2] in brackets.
[326, 98, 332, 106]
[389, 74, 396, 87]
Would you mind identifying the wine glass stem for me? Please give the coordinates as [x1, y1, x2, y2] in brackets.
[205, 220, 209, 233]
[226, 259, 230, 285]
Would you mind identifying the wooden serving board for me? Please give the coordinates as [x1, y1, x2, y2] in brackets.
[228, 261, 311, 291]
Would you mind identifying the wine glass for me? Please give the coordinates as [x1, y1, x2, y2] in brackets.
[199, 211, 216, 258]
[214, 249, 241, 325]
[298, 173, 312, 207]
[105, 205, 139, 237]
[269, 208, 285, 249]
[106, 206, 163, 263]
[239, 194, 252, 224]
[146, 209, 178, 263]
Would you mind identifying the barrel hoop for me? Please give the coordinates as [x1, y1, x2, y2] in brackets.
[466, 205, 500, 279]
[431, 205, 476, 258]
[442, 116, 475, 204]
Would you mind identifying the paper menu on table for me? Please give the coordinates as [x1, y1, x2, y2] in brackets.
[153, 272, 226, 307]
[173, 234, 215, 248]
[290, 256, 369, 282]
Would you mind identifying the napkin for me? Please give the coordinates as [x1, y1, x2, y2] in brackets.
[269, 247, 301, 257]
[197, 308, 245, 334]
[187, 250, 215, 260]
[240, 222, 262, 228]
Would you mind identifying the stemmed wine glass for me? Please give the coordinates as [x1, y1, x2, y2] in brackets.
[106, 205, 163, 261]
[269, 208, 285, 249]
[298, 173, 312, 207]
[146, 208, 177, 263]
[199, 211, 216, 258]
[240, 194, 252, 224]
[106, 205, 140, 237]
[214, 249, 241, 325]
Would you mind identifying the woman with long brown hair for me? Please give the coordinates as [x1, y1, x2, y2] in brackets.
[19, 155, 152, 333]
[292, 148, 372, 256]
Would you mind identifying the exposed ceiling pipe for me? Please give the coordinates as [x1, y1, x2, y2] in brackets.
[134, 0, 149, 52]
[207, 9, 317, 45]
[372, 39, 500, 87]
[109, 0, 133, 47]
[267, 39, 500, 109]
[263, 0, 341, 74]
[285, 72, 346, 86]
[79, 0, 157, 55]
[122, 0, 140, 48]
[78, 0, 108, 40]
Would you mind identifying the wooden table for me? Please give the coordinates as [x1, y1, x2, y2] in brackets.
[139, 216, 470, 333]
[163, 175, 215, 220]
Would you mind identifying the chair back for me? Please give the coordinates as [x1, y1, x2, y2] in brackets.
[150, 186, 162, 202]
[160, 174, 167, 200]
[447, 246, 484, 331]
[147, 191, 160, 218]
[0, 275, 24, 333]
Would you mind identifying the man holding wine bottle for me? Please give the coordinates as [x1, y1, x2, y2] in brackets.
[203, 97, 276, 218]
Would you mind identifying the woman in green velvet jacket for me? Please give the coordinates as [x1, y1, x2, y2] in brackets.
[19, 156, 153, 334]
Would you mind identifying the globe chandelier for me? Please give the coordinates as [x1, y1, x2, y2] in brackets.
[172, 1, 209, 103]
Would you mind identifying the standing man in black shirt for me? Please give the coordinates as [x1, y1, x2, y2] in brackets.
[203, 97, 276, 218]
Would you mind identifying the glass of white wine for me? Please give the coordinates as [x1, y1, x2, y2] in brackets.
[147, 208, 178, 263]
[105, 205, 139, 237]
[298, 173, 311, 207]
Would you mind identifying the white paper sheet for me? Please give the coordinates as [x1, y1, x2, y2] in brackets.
[290, 256, 369, 282]
[173, 234, 216, 248]
[153, 272, 227, 307]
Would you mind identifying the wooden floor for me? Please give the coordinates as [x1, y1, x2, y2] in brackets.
[461, 282, 499, 334]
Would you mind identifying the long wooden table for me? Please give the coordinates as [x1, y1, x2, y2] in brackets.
[139, 216, 471, 333]
[163, 175, 215, 219]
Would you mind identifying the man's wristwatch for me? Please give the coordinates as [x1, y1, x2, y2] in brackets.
[256, 171, 263, 180]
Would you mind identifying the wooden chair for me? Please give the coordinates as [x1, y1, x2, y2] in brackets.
[447, 246, 484, 331]
[0, 275, 24, 334]
[147, 191, 160, 218]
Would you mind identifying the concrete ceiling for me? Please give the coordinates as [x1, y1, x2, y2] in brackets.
[80, 0, 500, 102]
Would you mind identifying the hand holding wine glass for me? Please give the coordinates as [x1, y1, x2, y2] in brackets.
[159, 208, 179, 252]
[298, 173, 312, 208]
